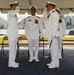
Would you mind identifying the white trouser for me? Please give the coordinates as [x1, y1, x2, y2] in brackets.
[28, 39, 39, 59]
[58, 38, 63, 57]
[48, 38, 59, 66]
[8, 36, 18, 65]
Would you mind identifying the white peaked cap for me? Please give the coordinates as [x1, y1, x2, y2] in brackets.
[10, 1, 19, 6]
[29, 5, 37, 11]
[46, 1, 56, 7]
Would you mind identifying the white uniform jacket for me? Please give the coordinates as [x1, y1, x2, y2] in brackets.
[44, 9, 59, 41]
[25, 16, 43, 39]
[7, 9, 19, 37]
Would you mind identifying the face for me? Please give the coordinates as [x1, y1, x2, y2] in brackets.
[11, 5, 17, 10]
[46, 5, 54, 12]
[30, 8, 36, 16]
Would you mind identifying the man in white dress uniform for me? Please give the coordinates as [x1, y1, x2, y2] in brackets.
[7, 1, 20, 68]
[55, 8, 66, 59]
[25, 5, 43, 62]
[44, 1, 60, 68]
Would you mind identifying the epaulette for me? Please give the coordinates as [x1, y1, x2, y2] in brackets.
[26, 16, 31, 18]
[47, 11, 55, 18]
[52, 11, 55, 12]
[47, 14, 50, 18]
[36, 16, 41, 19]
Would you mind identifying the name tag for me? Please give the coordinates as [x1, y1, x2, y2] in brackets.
[28, 19, 32, 21]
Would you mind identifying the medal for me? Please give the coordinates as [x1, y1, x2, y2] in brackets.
[35, 19, 38, 24]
